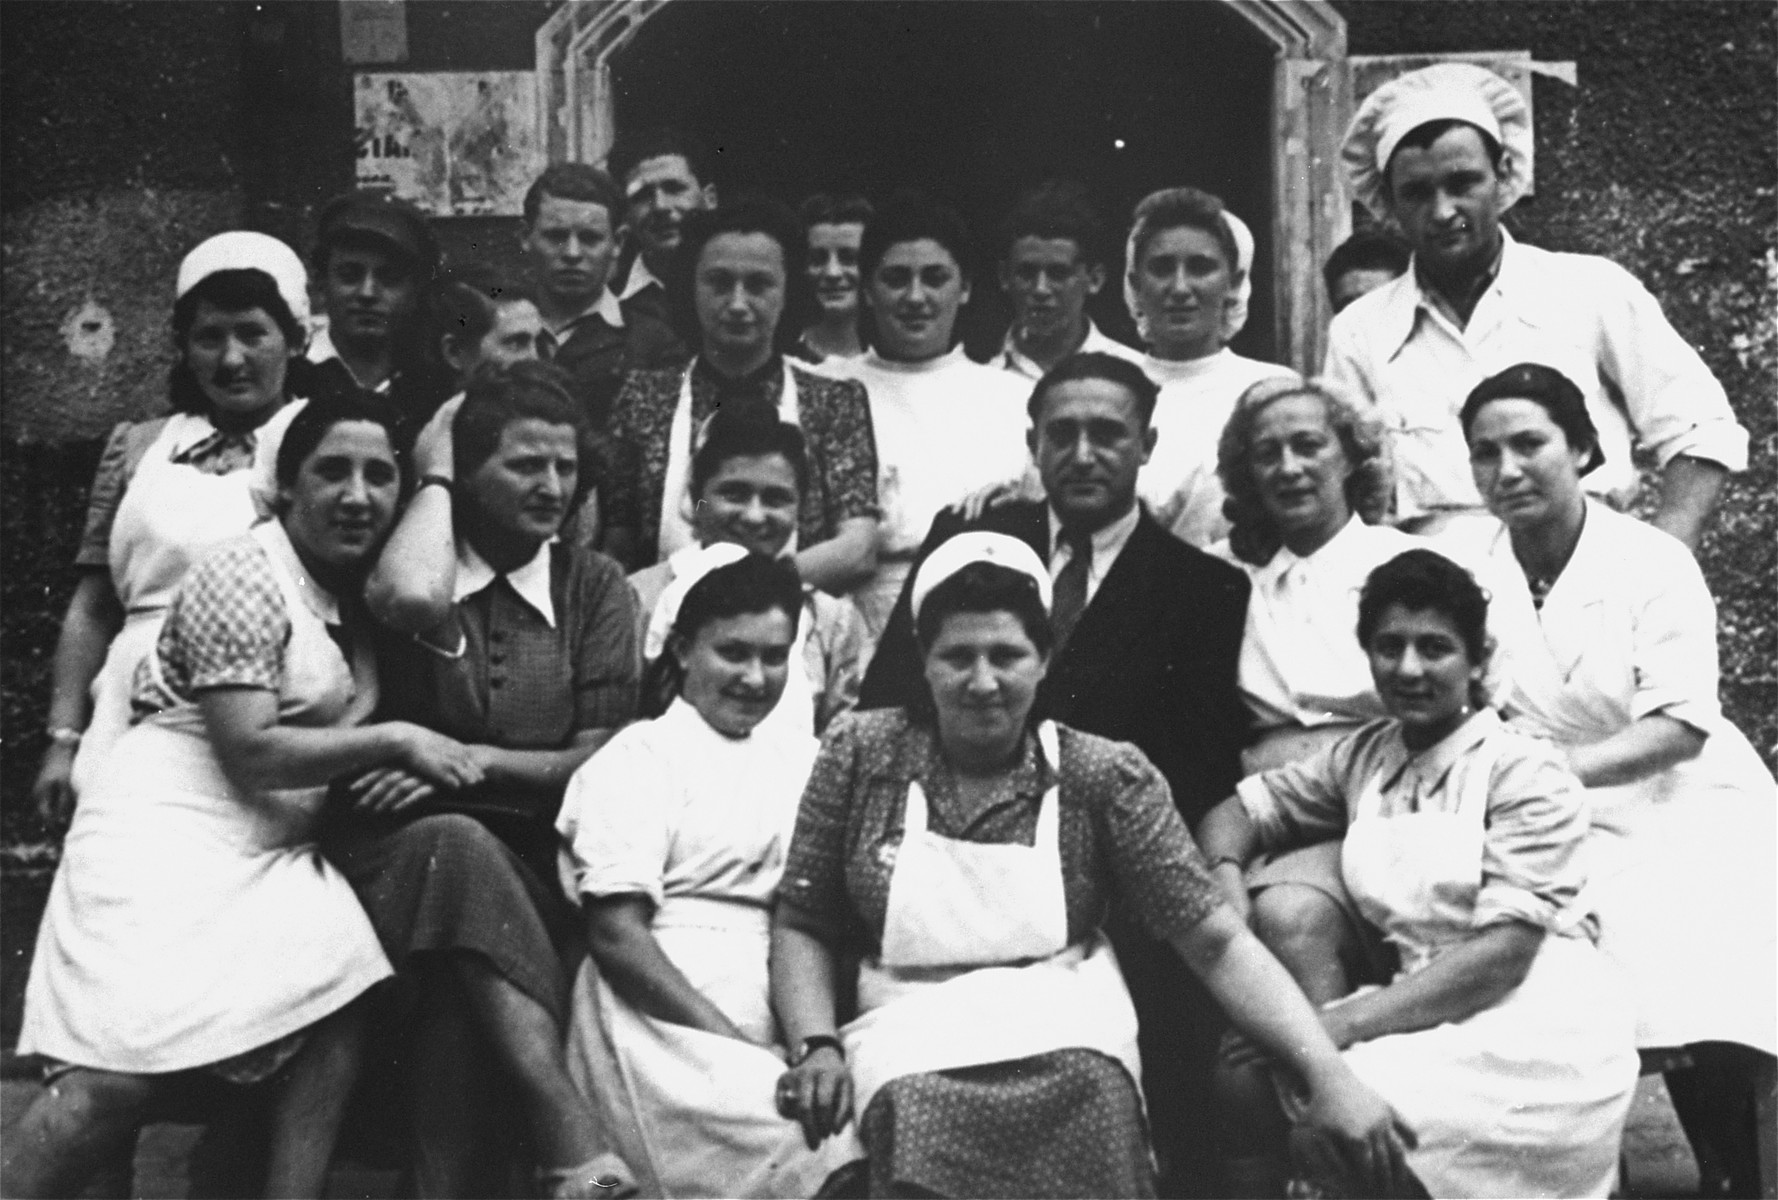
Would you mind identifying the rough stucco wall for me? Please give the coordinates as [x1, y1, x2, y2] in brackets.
[1340, 0, 1778, 766]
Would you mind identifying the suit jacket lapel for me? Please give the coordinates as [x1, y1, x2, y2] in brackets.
[1051, 510, 1159, 687]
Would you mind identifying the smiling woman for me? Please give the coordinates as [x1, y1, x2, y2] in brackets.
[7, 397, 473, 1198]
[31, 232, 319, 825]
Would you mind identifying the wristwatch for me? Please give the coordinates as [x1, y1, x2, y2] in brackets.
[792, 1034, 845, 1066]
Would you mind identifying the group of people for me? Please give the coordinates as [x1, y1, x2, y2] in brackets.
[7, 61, 1772, 1200]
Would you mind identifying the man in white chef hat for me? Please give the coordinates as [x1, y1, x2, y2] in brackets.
[1323, 62, 1746, 550]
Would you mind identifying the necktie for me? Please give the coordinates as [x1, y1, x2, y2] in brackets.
[1050, 528, 1092, 651]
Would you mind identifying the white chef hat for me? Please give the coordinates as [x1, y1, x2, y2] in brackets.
[1122, 190, 1256, 348]
[909, 532, 1052, 622]
[175, 231, 312, 328]
[643, 542, 752, 661]
[1343, 62, 1532, 221]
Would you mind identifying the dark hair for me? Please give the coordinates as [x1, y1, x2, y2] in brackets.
[859, 189, 974, 288]
[523, 161, 623, 226]
[1321, 229, 1411, 300]
[908, 561, 1053, 729]
[274, 390, 402, 494]
[690, 401, 808, 500]
[169, 268, 305, 415]
[998, 179, 1108, 267]
[1356, 548, 1491, 675]
[1027, 351, 1160, 428]
[668, 196, 809, 356]
[1127, 187, 1238, 277]
[799, 193, 874, 232]
[423, 263, 540, 381]
[452, 360, 588, 487]
[1386, 118, 1505, 185]
[1218, 378, 1392, 565]
[640, 554, 804, 718]
[1459, 362, 1604, 474]
[608, 126, 712, 192]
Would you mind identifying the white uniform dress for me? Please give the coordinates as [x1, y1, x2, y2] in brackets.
[557, 698, 846, 1198]
[71, 411, 297, 794]
[820, 348, 1030, 634]
[1239, 710, 1640, 1198]
[1478, 502, 1777, 1053]
[20, 522, 391, 1073]
[1136, 349, 1298, 549]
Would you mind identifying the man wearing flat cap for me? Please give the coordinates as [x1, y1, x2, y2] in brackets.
[308, 190, 440, 425]
[1324, 63, 1748, 550]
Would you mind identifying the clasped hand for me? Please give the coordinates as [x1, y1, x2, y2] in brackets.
[774, 1046, 852, 1150]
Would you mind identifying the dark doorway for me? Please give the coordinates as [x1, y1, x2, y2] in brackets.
[610, 1, 1278, 360]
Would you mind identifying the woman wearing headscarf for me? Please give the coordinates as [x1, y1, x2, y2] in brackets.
[560, 552, 851, 1198]
[770, 532, 1412, 1198]
[1123, 188, 1299, 549]
[1459, 362, 1775, 1196]
[32, 232, 316, 822]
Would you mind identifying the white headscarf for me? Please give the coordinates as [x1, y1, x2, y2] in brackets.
[1122, 189, 1255, 349]
[176, 231, 311, 328]
[1342, 62, 1532, 221]
[909, 532, 1052, 622]
[643, 542, 751, 661]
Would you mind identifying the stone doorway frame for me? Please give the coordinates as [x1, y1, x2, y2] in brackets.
[537, 0, 1352, 371]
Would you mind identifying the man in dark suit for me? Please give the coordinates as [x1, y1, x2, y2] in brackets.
[858, 351, 1251, 1197]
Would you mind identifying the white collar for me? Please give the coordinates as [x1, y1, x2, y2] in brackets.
[618, 253, 664, 302]
[1047, 501, 1141, 563]
[550, 287, 625, 335]
[1000, 318, 1108, 378]
[1140, 346, 1234, 386]
[254, 520, 341, 626]
[1376, 229, 1522, 359]
[1253, 513, 1369, 589]
[302, 323, 393, 393]
[453, 538, 556, 628]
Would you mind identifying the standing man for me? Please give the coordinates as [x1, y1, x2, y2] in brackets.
[858, 352, 1251, 1197]
[606, 127, 718, 367]
[995, 180, 1145, 381]
[308, 190, 437, 408]
[1326, 63, 1748, 549]
[521, 162, 678, 428]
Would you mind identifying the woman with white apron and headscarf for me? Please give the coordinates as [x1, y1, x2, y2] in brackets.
[1123, 187, 1299, 549]
[32, 232, 312, 820]
[558, 553, 851, 1198]
[1456, 362, 1775, 1195]
[770, 532, 1414, 1199]
[629, 403, 869, 738]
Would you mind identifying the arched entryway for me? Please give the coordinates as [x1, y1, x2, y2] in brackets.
[538, 0, 1349, 369]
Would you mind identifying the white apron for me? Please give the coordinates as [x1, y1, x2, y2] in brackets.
[657, 360, 801, 560]
[1480, 511, 1778, 1053]
[1320, 750, 1639, 1198]
[21, 523, 391, 1072]
[565, 896, 850, 1199]
[840, 722, 1144, 1126]
[72, 415, 272, 794]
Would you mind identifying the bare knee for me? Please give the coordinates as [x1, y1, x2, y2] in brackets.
[1252, 883, 1350, 958]
[45, 1069, 157, 1127]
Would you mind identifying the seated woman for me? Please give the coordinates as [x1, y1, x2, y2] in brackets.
[1122, 187, 1298, 548]
[33, 231, 317, 821]
[1199, 548, 1640, 1198]
[8, 396, 459, 1198]
[631, 402, 868, 735]
[1213, 377, 1417, 1004]
[601, 196, 880, 594]
[559, 553, 848, 1198]
[327, 360, 641, 1198]
[1458, 362, 1776, 1195]
[770, 532, 1410, 1200]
